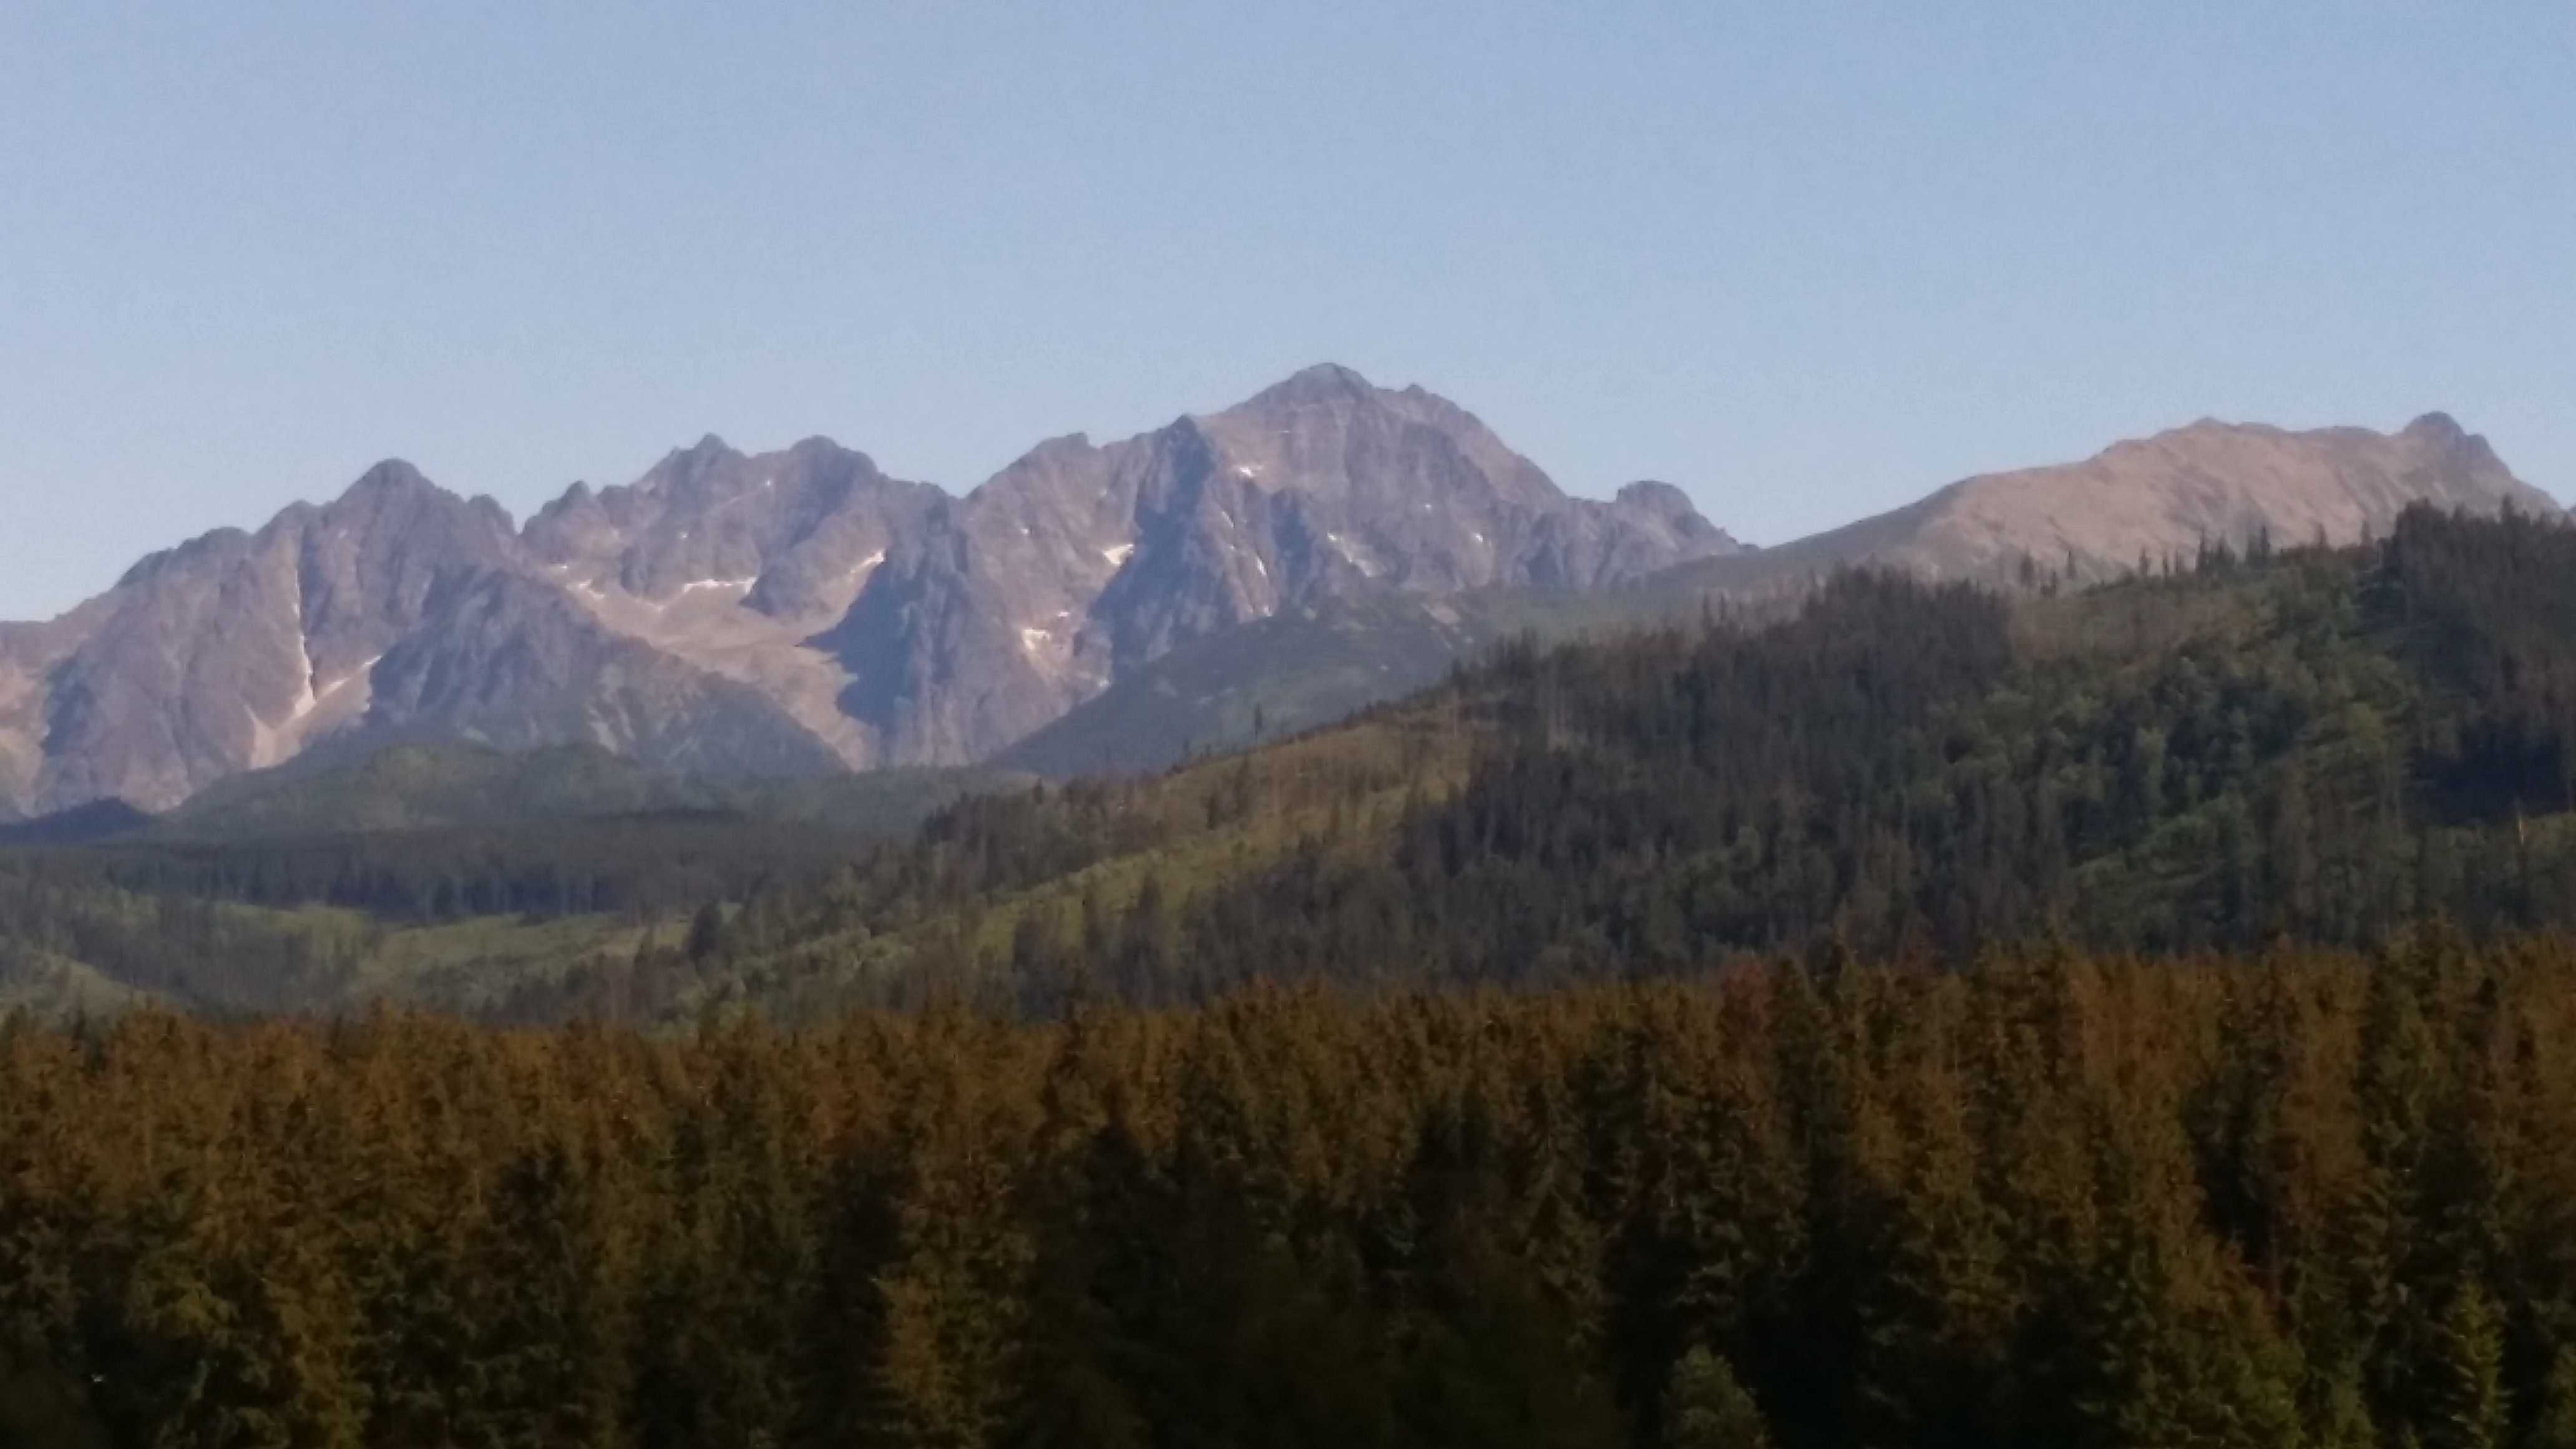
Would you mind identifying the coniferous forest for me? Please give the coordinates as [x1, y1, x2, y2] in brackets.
[7, 937, 2576, 1448]
[12, 508, 2576, 1443]
[638, 505, 2576, 1021]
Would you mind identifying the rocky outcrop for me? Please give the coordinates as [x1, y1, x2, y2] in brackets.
[2, 465, 525, 812]
[524, 362, 1745, 768]
[19, 376, 2535, 819]
[801, 364, 1745, 762]
[0, 366, 1740, 814]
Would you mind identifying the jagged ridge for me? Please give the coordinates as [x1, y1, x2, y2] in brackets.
[0, 367, 1740, 814]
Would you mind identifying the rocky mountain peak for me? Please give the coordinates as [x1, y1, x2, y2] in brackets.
[1242, 361, 1380, 409]
[782, 366, 1749, 768]
[1190, 366, 1566, 517]
[320, 461, 514, 535]
[1662, 411, 2560, 605]
[5, 369, 1744, 815]
[2404, 411, 2467, 445]
[2400, 410, 2514, 478]
[338, 458, 440, 499]
[1609, 481, 1743, 554]
[1615, 480, 1698, 521]
[785, 435, 866, 467]
[69, 380, 2558, 818]
[634, 435, 750, 499]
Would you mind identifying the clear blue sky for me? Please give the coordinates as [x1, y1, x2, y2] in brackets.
[4, 2, 2569, 620]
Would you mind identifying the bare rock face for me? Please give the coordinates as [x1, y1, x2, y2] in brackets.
[0, 364, 1739, 815]
[1660, 412, 2560, 605]
[23, 373, 2542, 818]
[0, 461, 841, 813]
[517, 434, 948, 765]
[2, 464, 525, 811]
[537, 363, 1747, 769]
[361, 573, 847, 780]
[802, 364, 1747, 763]
[1893, 412, 2555, 580]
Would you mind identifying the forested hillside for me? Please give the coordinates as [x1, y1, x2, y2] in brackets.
[6, 935, 2576, 1448]
[0, 753, 1019, 1019]
[630, 506, 2576, 1021]
[9, 504, 2576, 1025]
[9, 509, 2576, 1446]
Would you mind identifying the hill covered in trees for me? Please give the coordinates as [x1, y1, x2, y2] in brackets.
[617, 505, 2576, 1022]
[10, 503, 2576, 1027]
[0, 748, 1020, 1019]
[6, 934, 2576, 1448]
[9, 507, 2576, 1446]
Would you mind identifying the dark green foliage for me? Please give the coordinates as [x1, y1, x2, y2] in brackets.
[31, 813, 862, 925]
[701, 507, 2576, 1017]
[14, 509, 2576, 1443]
[2427, 1282, 2508, 1449]
[1, 941, 2574, 1445]
[21, 509, 2576, 1026]
[1662, 1348, 1769, 1449]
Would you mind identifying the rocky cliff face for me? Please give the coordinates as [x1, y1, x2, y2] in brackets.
[4, 464, 519, 812]
[810, 363, 1742, 764]
[0, 366, 1740, 814]
[0, 461, 839, 814]
[12, 379, 2542, 819]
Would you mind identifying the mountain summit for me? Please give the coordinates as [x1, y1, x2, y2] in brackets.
[2, 381, 2554, 817]
[1649, 411, 2558, 604]
[0, 368, 1740, 815]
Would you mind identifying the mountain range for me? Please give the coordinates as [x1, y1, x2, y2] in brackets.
[0, 368, 2555, 819]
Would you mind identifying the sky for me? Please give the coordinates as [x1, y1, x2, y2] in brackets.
[2, 2, 2570, 620]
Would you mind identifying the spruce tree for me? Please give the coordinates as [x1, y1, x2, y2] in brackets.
[1664, 1345, 1771, 1449]
[2424, 1281, 2507, 1449]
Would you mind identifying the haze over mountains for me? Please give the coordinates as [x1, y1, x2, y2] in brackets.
[1649, 408, 2556, 603]
[0, 366, 2555, 820]
[0, 366, 1738, 817]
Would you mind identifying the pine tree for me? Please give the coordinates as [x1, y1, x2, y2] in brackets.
[2424, 1281, 2507, 1449]
[1664, 1345, 1771, 1449]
